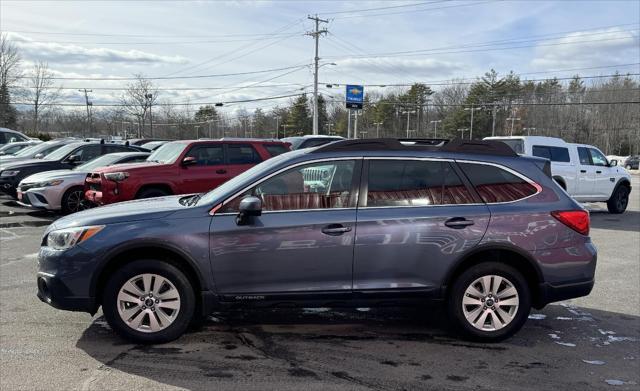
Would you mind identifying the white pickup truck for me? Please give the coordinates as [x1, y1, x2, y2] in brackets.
[485, 136, 632, 213]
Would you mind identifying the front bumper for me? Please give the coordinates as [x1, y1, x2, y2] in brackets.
[37, 245, 99, 314]
[17, 186, 62, 210]
[37, 272, 97, 313]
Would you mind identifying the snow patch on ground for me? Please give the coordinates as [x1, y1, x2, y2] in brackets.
[528, 313, 546, 320]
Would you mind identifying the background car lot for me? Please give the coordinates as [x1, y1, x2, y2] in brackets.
[0, 177, 638, 390]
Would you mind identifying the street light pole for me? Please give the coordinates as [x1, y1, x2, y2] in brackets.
[464, 106, 480, 140]
[145, 93, 153, 138]
[523, 127, 536, 136]
[457, 127, 469, 139]
[506, 108, 521, 136]
[401, 110, 416, 138]
[373, 121, 383, 138]
[429, 120, 442, 138]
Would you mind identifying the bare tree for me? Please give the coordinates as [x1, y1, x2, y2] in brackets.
[23, 61, 60, 132]
[120, 74, 158, 138]
[0, 33, 23, 127]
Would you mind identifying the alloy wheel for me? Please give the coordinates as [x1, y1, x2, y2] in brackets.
[461, 275, 519, 331]
[117, 273, 181, 333]
[616, 188, 629, 211]
[67, 190, 89, 212]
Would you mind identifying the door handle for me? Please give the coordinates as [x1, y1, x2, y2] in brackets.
[596, 170, 602, 174]
[580, 169, 587, 173]
[321, 224, 352, 236]
[445, 217, 474, 229]
[216, 169, 227, 174]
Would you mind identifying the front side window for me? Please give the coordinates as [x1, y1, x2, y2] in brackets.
[227, 144, 262, 164]
[74, 145, 102, 162]
[222, 160, 356, 212]
[184, 145, 223, 166]
[459, 163, 538, 203]
[589, 148, 608, 167]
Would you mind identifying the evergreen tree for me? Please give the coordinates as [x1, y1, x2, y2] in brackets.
[0, 83, 17, 128]
[287, 94, 310, 135]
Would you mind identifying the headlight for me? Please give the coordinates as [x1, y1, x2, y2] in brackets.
[1, 170, 19, 177]
[104, 172, 129, 182]
[40, 179, 64, 187]
[46, 225, 104, 250]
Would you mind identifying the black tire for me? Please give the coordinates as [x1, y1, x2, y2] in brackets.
[61, 186, 90, 215]
[447, 262, 531, 342]
[136, 187, 170, 199]
[625, 165, 632, 170]
[102, 259, 195, 344]
[607, 185, 630, 214]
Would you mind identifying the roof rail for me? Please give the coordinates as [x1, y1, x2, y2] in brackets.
[311, 137, 518, 157]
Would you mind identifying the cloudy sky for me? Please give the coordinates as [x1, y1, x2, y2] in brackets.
[1, 0, 638, 115]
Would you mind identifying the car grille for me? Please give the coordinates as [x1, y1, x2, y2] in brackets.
[19, 183, 38, 192]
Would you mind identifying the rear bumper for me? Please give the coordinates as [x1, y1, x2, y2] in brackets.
[536, 279, 594, 308]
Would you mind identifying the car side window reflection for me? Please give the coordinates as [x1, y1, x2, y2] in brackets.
[221, 160, 356, 212]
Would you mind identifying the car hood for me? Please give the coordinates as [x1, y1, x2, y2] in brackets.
[47, 195, 187, 231]
[0, 159, 50, 170]
[91, 161, 166, 173]
[20, 169, 82, 184]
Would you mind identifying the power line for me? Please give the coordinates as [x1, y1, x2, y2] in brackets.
[326, 30, 639, 59]
[330, 0, 492, 20]
[323, 73, 640, 87]
[8, 33, 304, 45]
[13, 63, 311, 81]
[320, 1, 447, 16]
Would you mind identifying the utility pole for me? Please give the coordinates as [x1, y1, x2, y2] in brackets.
[489, 102, 499, 137]
[464, 106, 480, 140]
[275, 117, 279, 139]
[457, 128, 469, 139]
[430, 120, 442, 138]
[145, 93, 153, 138]
[373, 121, 383, 138]
[79, 89, 93, 138]
[506, 108, 521, 136]
[400, 109, 416, 138]
[347, 110, 352, 138]
[282, 124, 290, 138]
[306, 14, 328, 136]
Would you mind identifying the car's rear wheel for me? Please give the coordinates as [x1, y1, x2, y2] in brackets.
[607, 185, 629, 214]
[626, 165, 632, 170]
[136, 187, 170, 199]
[102, 259, 195, 344]
[447, 262, 530, 342]
[61, 186, 91, 215]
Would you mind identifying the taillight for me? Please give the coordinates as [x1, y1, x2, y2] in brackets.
[551, 210, 590, 236]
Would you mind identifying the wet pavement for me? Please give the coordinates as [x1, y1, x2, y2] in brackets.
[1, 177, 639, 390]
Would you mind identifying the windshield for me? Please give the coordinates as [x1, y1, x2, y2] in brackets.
[147, 142, 187, 164]
[282, 137, 303, 149]
[14, 142, 54, 157]
[74, 154, 122, 171]
[492, 139, 524, 154]
[197, 152, 295, 206]
[43, 143, 81, 161]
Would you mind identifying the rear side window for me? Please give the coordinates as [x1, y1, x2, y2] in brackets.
[577, 147, 591, 165]
[263, 144, 289, 157]
[532, 145, 570, 162]
[366, 160, 474, 207]
[227, 144, 262, 164]
[105, 145, 134, 153]
[459, 163, 538, 203]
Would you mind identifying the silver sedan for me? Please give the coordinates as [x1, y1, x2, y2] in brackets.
[17, 152, 149, 214]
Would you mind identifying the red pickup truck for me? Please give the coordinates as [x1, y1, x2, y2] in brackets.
[85, 139, 290, 205]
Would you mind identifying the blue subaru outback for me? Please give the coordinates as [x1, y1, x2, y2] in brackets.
[37, 139, 596, 343]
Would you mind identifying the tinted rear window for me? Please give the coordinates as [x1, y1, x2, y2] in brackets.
[459, 163, 538, 203]
[532, 145, 570, 162]
[263, 144, 289, 157]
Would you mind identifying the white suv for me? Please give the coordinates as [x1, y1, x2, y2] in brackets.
[485, 136, 632, 213]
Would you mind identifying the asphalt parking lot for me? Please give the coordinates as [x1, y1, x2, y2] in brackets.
[1, 177, 638, 391]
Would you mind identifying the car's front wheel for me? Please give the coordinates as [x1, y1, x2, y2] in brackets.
[61, 186, 91, 215]
[102, 259, 195, 343]
[447, 262, 531, 342]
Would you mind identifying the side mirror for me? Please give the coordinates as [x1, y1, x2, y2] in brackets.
[67, 154, 81, 164]
[34, 153, 44, 159]
[609, 159, 618, 167]
[236, 196, 262, 226]
[182, 156, 197, 167]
